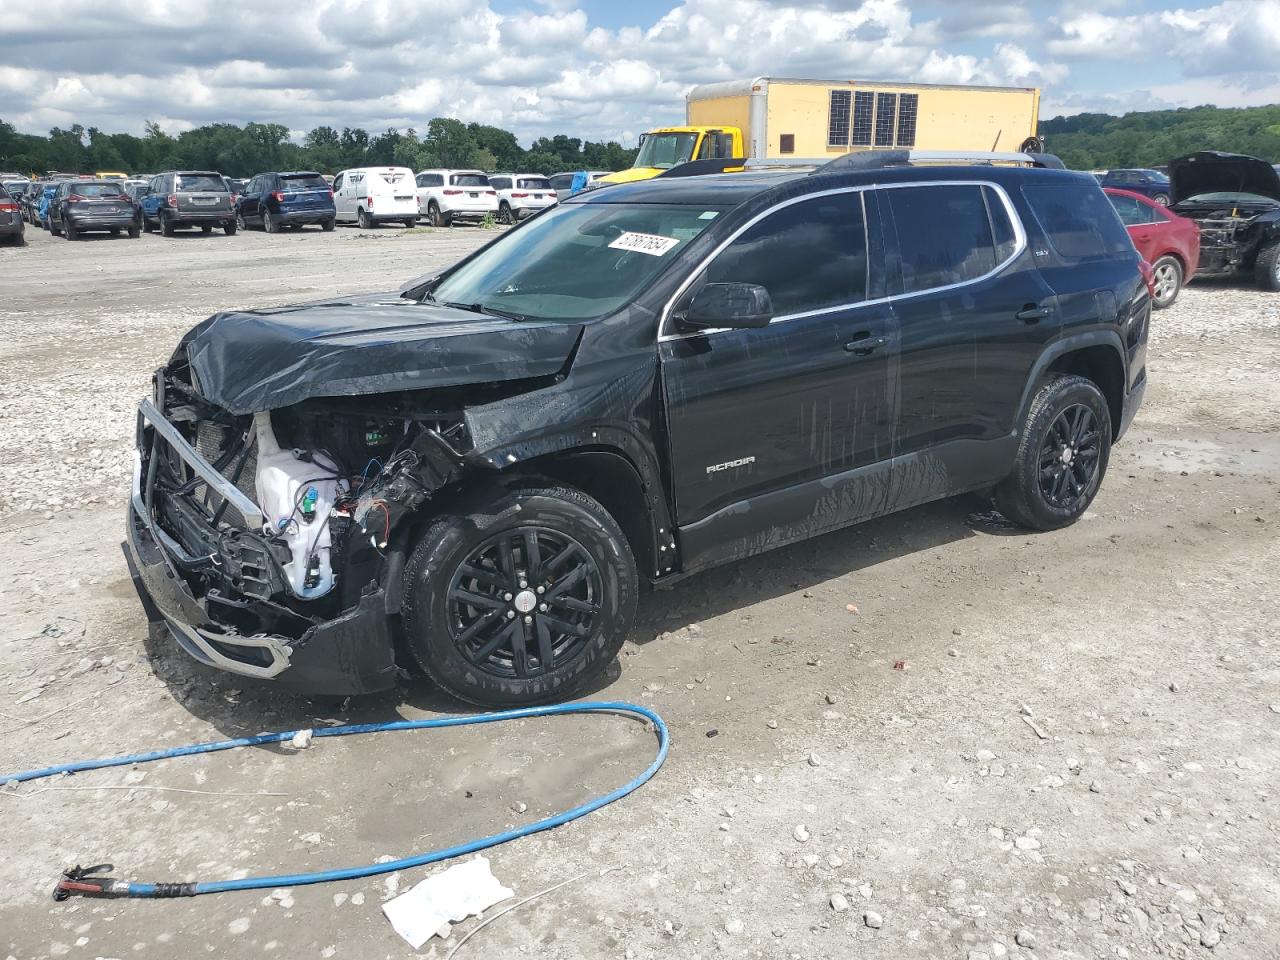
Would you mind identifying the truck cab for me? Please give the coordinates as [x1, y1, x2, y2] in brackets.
[596, 126, 744, 185]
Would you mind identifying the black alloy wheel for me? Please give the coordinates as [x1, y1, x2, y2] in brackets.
[447, 526, 603, 681]
[1037, 403, 1102, 512]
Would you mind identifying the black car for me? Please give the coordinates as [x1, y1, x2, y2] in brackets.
[235, 171, 337, 233]
[0, 183, 25, 246]
[139, 171, 237, 236]
[1169, 151, 1280, 291]
[48, 180, 140, 240]
[125, 151, 1149, 705]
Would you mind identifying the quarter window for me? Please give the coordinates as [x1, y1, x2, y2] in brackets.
[886, 184, 1007, 293]
[1107, 193, 1155, 226]
[1024, 183, 1134, 262]
[704, 193, 868, 317]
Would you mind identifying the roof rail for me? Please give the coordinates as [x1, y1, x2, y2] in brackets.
[816, 150, 1065, 173]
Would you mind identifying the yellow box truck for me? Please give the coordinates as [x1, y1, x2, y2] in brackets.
[598, 76, 1041, 185]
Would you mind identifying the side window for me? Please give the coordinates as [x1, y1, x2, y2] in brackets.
[1024, 183, 1134, 262]
[333, 173, 344, 191]
[1107, 194, 1154, 226]
[985, 186, 1018, 263]
[491, 177, 510, 190]
[550, 174, 571, 190]
[704, 192, 868, 317]
[886, 184, 999, 292]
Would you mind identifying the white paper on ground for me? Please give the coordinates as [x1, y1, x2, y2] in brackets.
[381, 856, 514, 949]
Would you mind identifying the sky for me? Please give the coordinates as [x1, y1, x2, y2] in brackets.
[2, 0, 1279, 146]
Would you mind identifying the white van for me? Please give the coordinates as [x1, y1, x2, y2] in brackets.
[332, 167, 418, 228]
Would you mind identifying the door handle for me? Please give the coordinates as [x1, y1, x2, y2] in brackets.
[1016, 305, 1052, 323]
[845, 335, 888, 355]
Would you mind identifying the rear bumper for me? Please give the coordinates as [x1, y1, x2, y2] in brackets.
[163, 210, 234, 226]
[125, 402, 398, 695]
[277, 208, 335, 224]
[0, 218, 22, 236]
[67, 212, 135, 229]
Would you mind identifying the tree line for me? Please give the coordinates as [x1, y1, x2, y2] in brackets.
[0, 117, 639, 177]
[1043, 103, 1280, 170]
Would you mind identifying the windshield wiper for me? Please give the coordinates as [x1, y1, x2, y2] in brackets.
[442, 301, 528, 322]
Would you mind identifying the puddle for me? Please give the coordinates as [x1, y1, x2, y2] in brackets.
[1127, 433, 1280, 476]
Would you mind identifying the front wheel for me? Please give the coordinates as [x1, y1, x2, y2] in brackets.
[995, 374, 1112, 531]
[1150, 255, 1183, 309]
[1152, 193, 1170, 206]
[1256, 240, 1280, 292]
[401, 485, 638, 707]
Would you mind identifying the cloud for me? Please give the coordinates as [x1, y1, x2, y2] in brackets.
[0, 0, 1276, 147]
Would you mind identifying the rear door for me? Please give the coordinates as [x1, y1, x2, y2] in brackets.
[660, 189, 897, 568]
[280, 173, 331, 215]
[176, 172, 230, 217]
[880, 181, 1058, 479]
[332, 173, 350, 219]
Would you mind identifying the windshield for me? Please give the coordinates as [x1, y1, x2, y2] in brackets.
[176, 174, 227, 192]
[69, 182, 125, 197]
[1182, 191, 1279, 205]
[281, 174, 329, 191]
[634, 133, 699, 170]
[430, 201, 728, 321]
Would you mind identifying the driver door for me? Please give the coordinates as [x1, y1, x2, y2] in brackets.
[659, 190, 897, 570]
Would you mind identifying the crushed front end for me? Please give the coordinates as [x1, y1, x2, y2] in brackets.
[125, 353, 468, 694]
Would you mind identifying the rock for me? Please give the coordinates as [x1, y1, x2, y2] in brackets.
[1014, 836, 1041, 851]
[825, 693, 838, 704]
[724, 918, 744, 936]
[991, 943, 1008, 958]
[1169, 681, 1180, 693]
[1199, 910, 1222, 948]
[227, 918, 251, 935]
[801, 854, 819, 867]
[1090, 780, 1102, 793]
[827, 854, 844, 868]
[792, 824, 810, 843]
[511, 801, 528, 813]
[1082, 899, 1103, 921]
[766, 719, 779, 729]
[1118, 879, 1137, 896]
[807, 752, 822, 767]
[332, 893, 347, 907]
[290, 729, 314, 750]
[976, 749, 996, 762]
[1015, 929, 1035, 948]
[863, 910, 882, 929]
[350, 892, 365, 906]
[858, 883, 874, 900]
[830, 892, 850, 913]
[1066, 757, 1082, 773]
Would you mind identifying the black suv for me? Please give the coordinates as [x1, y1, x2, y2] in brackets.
[125, 152, 1149, 706]
[1169, 151, 1280, 291]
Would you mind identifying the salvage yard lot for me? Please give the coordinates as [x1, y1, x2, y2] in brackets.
[1, 225, 1279, 959]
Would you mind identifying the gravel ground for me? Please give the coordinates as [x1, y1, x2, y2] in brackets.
[1, 225, 1278, 960]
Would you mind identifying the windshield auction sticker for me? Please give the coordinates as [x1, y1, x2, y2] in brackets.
[608, 231, 681, 257]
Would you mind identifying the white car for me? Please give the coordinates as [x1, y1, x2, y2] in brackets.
[332, 166, 418, 228]
[487, 173, 557, 223]
[414, 170, 498, 226]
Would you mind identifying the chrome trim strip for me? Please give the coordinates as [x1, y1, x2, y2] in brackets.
[657, 180, 1027, 343]
[137, 398, 264, 528]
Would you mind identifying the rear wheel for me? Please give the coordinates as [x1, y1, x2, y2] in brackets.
[109, 227, 120, 237]
[322, 218, 336, 232]
[161, 213, 175, 237]
[63, 219, 77, 240]
[498, 202, 514, 225]
[401, 485, 637, 707]
[995, 374, 1112, 531]
[200, 223, 212, 235]
[403, 217, 417, 228]
[1256, 240, 1280, 292]
[357, 206, 374, 229]
[128, 224, 140, 239]
[1152, 192, 1170, 206]
[428, 200, 445, 228]
[223, 221, 237, 235]
[264, 210, 280, 233]
[1150, 255, 1183, 309]
[142, 214, 154, 233]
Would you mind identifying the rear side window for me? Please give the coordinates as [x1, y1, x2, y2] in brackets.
[706, 193, 868, 317]
[1107, 193, 1156, 226]
[549, 174, 573, 190]
[417, 174, 444, 187]
[452, 173, 489, 187]
[176, 174, 226, 192]
[1024, 183, 1134, 262]
[518, 177, 551, 190]
[489, 177, 511, 190]
[885, 184, 1002, 293]
[281, 174, 329, 191]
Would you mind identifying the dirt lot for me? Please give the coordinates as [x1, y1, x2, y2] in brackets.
[1, 223, 1278, 960]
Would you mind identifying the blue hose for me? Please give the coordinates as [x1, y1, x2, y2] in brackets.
[6, 700, 668, 899]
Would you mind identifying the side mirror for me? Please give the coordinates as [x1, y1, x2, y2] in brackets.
[683, 282, 773, 330]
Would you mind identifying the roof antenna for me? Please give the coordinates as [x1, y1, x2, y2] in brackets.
[990, 130, 1003, 151]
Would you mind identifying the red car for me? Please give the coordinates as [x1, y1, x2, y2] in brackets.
[1105, 187, 1200, 309]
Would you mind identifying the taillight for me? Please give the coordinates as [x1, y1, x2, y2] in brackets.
[366, 196, 373, 206]
[0, 201, 17, 212]
[271, 190, 285, 202]
[166, 194, 178, 208]
[512, 192, 529, 198]
[68, 193, 86, 202]
[485, 189, 496, 195]
[327, 189, 334, 199]
[443, 189, 462, 195]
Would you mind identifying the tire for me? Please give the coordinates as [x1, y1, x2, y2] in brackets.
[161, 213, 175, 237]
[223, 221, 237, 236]
[109, 227, 120, 237]
[1255, 240, 1280, 292]
[63, 219, 76, 240]
[401, 484, 638, 707]
[994, 374, 1112, 531]
[1150, 254, 1183, 309]
[322, 218, 335, 232]
[142, 214, 154, 233]
[128, 224, 140, 239]
[428, 201, 445, 228]
[1151, 193, 1170, 206]
[235, 212, 246, 232]
[47, 217, 60, 236]
[265, 209, 281, 233]
[403, 217, 417, 228]
[498, 202, 513, 225]
[357, 206, 373, 229]
[201, 224, 213, 234]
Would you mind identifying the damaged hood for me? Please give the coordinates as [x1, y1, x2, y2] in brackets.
[1170, 151, 1280, 205]
[179, 292, 583, 414]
